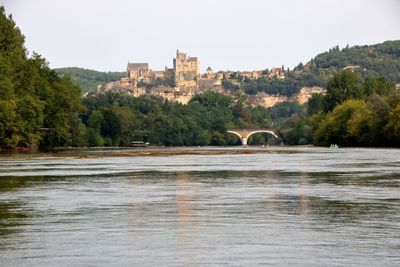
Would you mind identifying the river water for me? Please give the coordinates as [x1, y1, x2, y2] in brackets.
[0, 147, 399, 266]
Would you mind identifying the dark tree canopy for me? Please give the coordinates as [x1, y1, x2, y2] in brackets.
[0, 7, 84, 149]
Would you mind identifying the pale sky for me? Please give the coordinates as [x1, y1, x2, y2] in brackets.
[2, 0, 399, 72]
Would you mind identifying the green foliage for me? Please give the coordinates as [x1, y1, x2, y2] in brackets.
[189, 91, 230, 108]
[385, 103, 400, 144]
[0, 7, 84, 149]
[240, 41, 400, 97]
[323, 70, 363, 111]
[363, 77, 393, 96]
[313, 41, 400, 82]
[313, 100, 368, 146]
[309, 74, 399, 147]
[0, 7, 25, 61]
[234, 41, 400, 98]
[307, 93, 325, 115]
[221, 78, 239, 91]
[54, 67, 125, 93]
[243, 77, 302, 96]
[278, 69, 399, 147]
[268, 102, 306, 122]
[79, 90, 273, 146]
[278, 114, 311, 145]
[100, 109, 121, 145]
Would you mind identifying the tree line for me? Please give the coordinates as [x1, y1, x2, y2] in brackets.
[80, 91, 274, 147]
[0, 7, 84, 149]
[277, 70, 400, 147]
[55, 67, 125, 93]
[240, 41, 400, 97]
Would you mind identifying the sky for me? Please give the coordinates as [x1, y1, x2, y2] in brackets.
[2, 0, 399, 72]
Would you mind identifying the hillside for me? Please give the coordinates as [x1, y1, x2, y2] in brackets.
[243, 40, 400, 96]
[311, 40, 400, 81]
[55, 41, 400, 96]
[54, 67, 125, 93]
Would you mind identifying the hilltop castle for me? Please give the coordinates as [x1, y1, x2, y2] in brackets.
[98, 49, 291, 105]
[173, 50, 200, 88]
[120, 50, 202, 90]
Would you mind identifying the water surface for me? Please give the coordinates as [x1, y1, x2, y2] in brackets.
[0, 147, 399, 266]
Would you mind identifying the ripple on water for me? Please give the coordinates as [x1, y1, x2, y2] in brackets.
[0, 147, 399, 266]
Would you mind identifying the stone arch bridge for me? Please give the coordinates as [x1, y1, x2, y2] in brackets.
[227, 128, 278, 146]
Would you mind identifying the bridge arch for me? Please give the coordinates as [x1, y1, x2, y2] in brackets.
[247, 130, 278, 140]
[227, 129, 278, 146]
[226, 131, 243, 141]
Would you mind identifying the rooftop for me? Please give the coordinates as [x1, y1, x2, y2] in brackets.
[127, 63, 149, 70]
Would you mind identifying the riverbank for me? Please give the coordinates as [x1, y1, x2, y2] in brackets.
[0, 146, 311, 158]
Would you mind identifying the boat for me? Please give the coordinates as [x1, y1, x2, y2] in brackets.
[129, 141, 149, 147]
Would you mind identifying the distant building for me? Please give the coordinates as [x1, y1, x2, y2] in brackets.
[238, 70, 263, 79]
[173, 50, 200, 89]
[343, 65, 362, 72]
[205, 66, 213, 79]
[127, 63, 151, 82]
[98, 50, 290, 105]
[268, 66, 285, 79]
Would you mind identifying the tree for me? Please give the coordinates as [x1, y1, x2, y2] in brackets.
[307, 93, 325, 115]
[15, 95, 44, 147]
[112, 106, 137, 146]
[250, 106, 271, 128]
[385, 103, 400, 144]
[189, 91, 231, 108]
[323, 70, 363, 112]
[232, 92, 251, 123]
[314, 100, 367, 146]
[101, 109, 121, 145]
[278, 114, 310, 145]
[0, 7, 85, 149]
[363, 77, 393, 96]
[54, 67, 126, 93]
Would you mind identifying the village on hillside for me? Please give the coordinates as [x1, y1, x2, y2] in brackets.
[98, 50, 325, 107]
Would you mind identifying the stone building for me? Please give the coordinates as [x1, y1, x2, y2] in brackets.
[152, 70, 165, 79]
[127, 63, 151, 82]
[173, 50, 200, 89]
[238, 70, 262, 79]
[268, 66, 285, 79]
[198, 67, 224, 89]
[99, 50, 296, 106]
[343, 65, 363, 72]
[205, 66, 213, 79]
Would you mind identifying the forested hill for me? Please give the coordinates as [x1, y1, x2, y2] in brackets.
[306, 40, 400, 82]
[242, 41, 400, 96]
[54, 41, 400, 96]
[54, 67, 125, 93]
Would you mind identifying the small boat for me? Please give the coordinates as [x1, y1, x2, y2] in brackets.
[329, 144, 339, 150]
[130, 141, 149, 147]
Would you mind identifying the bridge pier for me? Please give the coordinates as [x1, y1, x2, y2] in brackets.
[241, 137, 248, 146]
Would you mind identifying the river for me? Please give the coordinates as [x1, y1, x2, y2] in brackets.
[0, 147, 399, 266]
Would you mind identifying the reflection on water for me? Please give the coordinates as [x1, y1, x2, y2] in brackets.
[0, 201, 30, 239]
[0, 147, 399, 266]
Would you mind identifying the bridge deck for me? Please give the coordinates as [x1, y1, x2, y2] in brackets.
[227, 129, 278, 145]
[227, 128, 274, 131]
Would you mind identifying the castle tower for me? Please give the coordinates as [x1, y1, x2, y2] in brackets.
[206, 66, 213, 79]
[173, 50, 200, 89]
